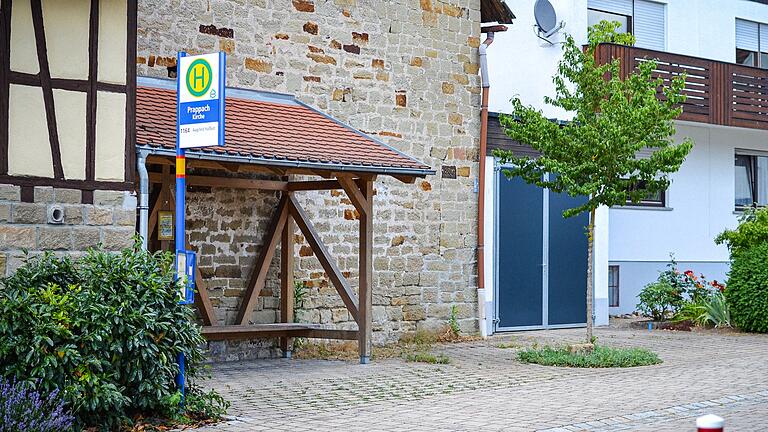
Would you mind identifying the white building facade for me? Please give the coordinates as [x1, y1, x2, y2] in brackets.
[483, 0, 768, 322]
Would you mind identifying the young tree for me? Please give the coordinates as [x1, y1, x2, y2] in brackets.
[494, 22, 693, 343]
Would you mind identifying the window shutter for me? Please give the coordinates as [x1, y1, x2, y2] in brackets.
[635, 147, 655, 160]
[737, 19, 760, 52]
[588, 0, 633, 16]
[633, 0, 666, 50]
[760, 23, 768, 53]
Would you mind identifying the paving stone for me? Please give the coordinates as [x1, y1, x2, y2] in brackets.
[189, 326, 768, 432]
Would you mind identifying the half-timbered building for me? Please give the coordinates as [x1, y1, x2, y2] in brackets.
[0, 0, 138, 275]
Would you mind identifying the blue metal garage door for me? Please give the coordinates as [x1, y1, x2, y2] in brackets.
[495, 171, 588, 330]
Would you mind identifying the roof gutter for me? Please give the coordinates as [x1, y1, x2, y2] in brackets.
[477, 27, 505, 338]
[136, 145, 436, 178]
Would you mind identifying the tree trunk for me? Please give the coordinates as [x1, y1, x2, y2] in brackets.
[586, 208, 596, 344]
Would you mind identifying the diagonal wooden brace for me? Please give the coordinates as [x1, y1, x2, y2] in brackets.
[337, 176, 369, 217]
[235, 194, 290, 325]
[288, 194, 360, 323]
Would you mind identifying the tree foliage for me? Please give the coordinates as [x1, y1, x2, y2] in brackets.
[715, 206, 768, 255]
[494, 21, 693, 217]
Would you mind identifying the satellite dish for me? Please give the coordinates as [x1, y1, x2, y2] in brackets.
[534, 0, 565, 40]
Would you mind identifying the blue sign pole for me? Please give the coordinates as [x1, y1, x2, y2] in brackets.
[174, 49, 225, 402]
[175, 51, 187, 399]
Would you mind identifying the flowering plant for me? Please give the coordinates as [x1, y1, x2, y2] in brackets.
[637, 254, 725, 320]
[0, 378, 74, 432]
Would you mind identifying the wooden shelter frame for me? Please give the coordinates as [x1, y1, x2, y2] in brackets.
[143, 154, 414, 363]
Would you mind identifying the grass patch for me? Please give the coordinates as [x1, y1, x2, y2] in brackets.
[404, 352, 451, 364]
[517, 345, 662, 368]
[496, 342, 521, 349]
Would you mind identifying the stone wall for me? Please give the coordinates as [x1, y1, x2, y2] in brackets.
[0, 184, 136, 276]
[139, 0, 482, 353]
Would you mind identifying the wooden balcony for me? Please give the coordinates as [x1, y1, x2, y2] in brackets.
[596, 43, 768, 131]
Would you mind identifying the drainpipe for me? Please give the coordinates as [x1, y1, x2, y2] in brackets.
[137, 149, 150, 250]
[477, 32, 495, 338]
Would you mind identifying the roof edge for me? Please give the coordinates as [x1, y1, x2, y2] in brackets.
[292, 98, 433, 175]
[136, 145, 435, 178]
[137, 76, 300, 106]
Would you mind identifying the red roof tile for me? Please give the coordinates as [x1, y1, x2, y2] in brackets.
[136, 80, 432, 176]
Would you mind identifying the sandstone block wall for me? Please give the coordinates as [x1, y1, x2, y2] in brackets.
[139, 0, 482, 354]
[0, 184, 137, 276]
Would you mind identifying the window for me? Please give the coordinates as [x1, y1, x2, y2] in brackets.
[587, 0, 666, 50]
[735, 153, 768, 208]
[625, 180, 666, 207]
[588, 8, 631, 34]
[735, 19, 768, 69]
[608, 266, 620, 307]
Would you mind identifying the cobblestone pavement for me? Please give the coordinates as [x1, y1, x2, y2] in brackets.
[194, 327, 768, 431]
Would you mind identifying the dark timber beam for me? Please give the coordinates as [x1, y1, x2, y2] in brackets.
[86, 0, 98, 182]
[235, 194, 290, 325]
[0, 175, 133, 191]
[31, 0, 64, 180]
[124, 0, 137, 184]
[0, 0, 11, 175]
[288, 194, 360, 323]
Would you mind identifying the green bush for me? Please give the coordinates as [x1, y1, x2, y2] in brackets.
[715, 207, 768, 254]
[517, 345, 661, 368]
[636, 281, 683, 321]
[725, 242, 768, 333]
[0, 243, 223, 428]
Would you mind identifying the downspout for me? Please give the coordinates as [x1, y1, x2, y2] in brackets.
[477, 32, 494, 338]
[137, 149, 150, 250]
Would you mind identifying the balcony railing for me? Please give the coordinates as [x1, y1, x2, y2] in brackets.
[595, 43, 768, 131]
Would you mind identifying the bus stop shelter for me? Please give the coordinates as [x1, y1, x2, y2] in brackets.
[134, 77, 433, 362]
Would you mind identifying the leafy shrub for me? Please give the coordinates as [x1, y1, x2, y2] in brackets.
[674, 291, 731, 328]
[0, 378, 74, 432]
[637, 256, 724, 320]
[517, 345, 661, 368]
[636, 281, 683, 321]
[0, 243, 223, 428]
[725, 242, 768, 333]
[715, 207, 768, 254]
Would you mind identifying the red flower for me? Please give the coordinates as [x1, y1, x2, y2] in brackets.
[684, 270, 694, 277]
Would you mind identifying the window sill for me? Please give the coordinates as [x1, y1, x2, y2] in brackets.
[612, 205, 673, 211]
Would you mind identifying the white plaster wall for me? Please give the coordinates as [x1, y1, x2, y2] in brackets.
[488, 0, 588, 118]
[9, 0, 38, 75]
[95, 91, 126, 181]
[610, 122, 768, 264]
[489, 0, 768, 114]
[487, 0, 768, 317]
[98, 0, 127, 85]
[54, 89, 87, 180]
[593, 205, 609, 326]
[8, 84, 53, 178]
[43, 0, 90, 80]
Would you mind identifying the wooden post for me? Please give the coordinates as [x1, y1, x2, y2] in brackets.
[280, 209, 295, 358]
[358, 179, 373, 364]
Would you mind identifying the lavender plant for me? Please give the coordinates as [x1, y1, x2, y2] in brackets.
[0, 378, 74, 432]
